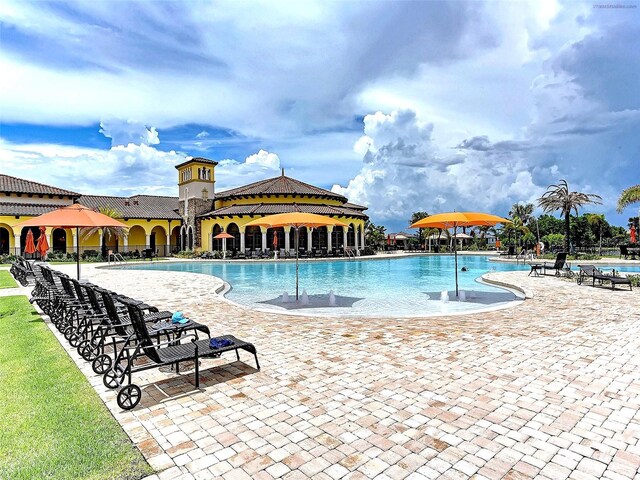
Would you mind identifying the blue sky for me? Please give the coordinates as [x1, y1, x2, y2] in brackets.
[1, 0, 638, 232]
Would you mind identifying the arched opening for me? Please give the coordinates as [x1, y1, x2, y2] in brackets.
[171, 226, 181, 253]
[245, 226, 261, 251]
[151, 225, 166, 255]
[52, 228, 67, 253]
[332, 226, 344, 250]
[357, 225, 362, 248]
[347, 224, 355, 248]
[0, 226, 10, 254]
[212, 224, 223, 251]
[268, 227, 284, 252]
[187, 226, 194, 250]
[180, 226, 187, 251]
[227, 223, 240, 254]
[312, 226, 328, 250]
[20, 227, 40, 259]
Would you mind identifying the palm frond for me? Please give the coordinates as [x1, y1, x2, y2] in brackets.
[616, 185, 640, 213]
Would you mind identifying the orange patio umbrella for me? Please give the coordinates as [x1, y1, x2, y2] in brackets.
[245, 212, 348, 300]
[24, 229, 36, 257]
[18, 203, 128, 279]
[410, 212, 511, 297]
[36, 226, 49, 259]
[213, 231, 235, 259]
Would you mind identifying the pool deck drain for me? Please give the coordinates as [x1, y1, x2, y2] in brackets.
[13, 264, 640, 479]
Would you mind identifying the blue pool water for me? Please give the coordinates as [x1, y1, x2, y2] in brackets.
[121, 255, 532, 316]
[120, 257, 639, 317]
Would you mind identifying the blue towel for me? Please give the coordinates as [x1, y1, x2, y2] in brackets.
[210, 337, 234, 349]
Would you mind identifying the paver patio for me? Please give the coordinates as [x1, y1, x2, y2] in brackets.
[6, 263, 640, 479]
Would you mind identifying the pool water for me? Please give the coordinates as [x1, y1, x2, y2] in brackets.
[121, 255, 533, 317]
[121, 257, 639, 317]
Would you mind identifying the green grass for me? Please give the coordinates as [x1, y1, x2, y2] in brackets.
[0, 270, 17, 289]
[0, 296, 152, 480]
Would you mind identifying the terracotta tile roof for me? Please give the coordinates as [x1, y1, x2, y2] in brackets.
[199, 203, 368, 219]
[78, 195, 181, 220]
[0, 174, 80, 197]
[0, 202, 63, 217]
[343, 202, 368, 211]
[174, 157, 219, 169]
[217, 174, 347, 202]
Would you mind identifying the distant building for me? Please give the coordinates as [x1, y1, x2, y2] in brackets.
[0, 157, 368, 256]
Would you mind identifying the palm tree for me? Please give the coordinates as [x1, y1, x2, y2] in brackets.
[82, 206, 128, 255]
[410, 211, 430, 249]
[617, 185, 640, 213]
[509, 203, 534, 226]
[585, 213, 606, 255]
[537, 180, 602, 252]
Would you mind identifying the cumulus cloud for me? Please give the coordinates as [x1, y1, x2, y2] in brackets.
[195, 131, 209, 139]
[333, 110, 541, 228]
[216, 150, 281, 191]
[99, 119, 160, 147]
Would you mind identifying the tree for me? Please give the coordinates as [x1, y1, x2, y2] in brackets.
[585, 213, 606, 255]
[537, 180, 602, 252]
[410, 212, 431, 249]
[509, 203, 534, 226]
[616, 185, 640, 213]
[82, 206, 128, 256]
[364, 221, 386, 250]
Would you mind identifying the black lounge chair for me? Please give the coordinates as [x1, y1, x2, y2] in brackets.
[528, 252, 568, 276]
[499, 246, 516, 257]
[103, 298, 259, 410]
[577, 265, 632, 291]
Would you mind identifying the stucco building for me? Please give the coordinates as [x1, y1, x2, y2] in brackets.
[0, 157, 367, 256]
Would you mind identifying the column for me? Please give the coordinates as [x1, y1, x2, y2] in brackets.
[343, 230, 348, 249]
[284, 226, 291, 252]
[360, 227, 365, 249]
[305, 228, 312, 252]
[327, 226, 333, 251]
[354, 228, 359, 251]
[14, 234, 20, 255]
[72, 230, 78, 256]
[166, 233, 171, 255]
[145, 234, 151, 250]
[240, 228, 245, 252]
[122, 235, 129, 252]
[261, 227, 267, 252]
[208, 232, 213, 251]
[47, 231, 52, 251]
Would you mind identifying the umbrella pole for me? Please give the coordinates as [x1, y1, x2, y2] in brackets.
[454, 227, 459, 297]
[295, 227, 300, 301]
[76, 226, 81, 280]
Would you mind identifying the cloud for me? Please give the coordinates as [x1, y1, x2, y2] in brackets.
[332, 110, 541, 228]
[99, 119, 160, 147]
[195, 131, 209, 139]
[216, 149, 281, 191]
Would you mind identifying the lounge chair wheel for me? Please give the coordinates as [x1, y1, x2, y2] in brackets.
[63, 326, 74, 341]
[69, 332, 80, 347]
[117, 384, 141, 410]
[78, 340, 91, 360]
[103, 365, 126, 389]
[92, 354, 112, 375]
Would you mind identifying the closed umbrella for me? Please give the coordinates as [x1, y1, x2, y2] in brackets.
[245, 213, 348, 300]
[24, 229, 36, 257]
[36, 226, 49, 260]
[631, 226, 637, 244]
[17, 203, 128, 279]
[213, 231, 234, 259]
[411, 212, 511, 297]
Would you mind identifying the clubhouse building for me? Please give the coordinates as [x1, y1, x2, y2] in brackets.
[0, 157, 368, 256]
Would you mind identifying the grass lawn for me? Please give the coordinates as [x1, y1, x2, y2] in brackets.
[0, 296, 152, 480]
[0, 270, 17, 289]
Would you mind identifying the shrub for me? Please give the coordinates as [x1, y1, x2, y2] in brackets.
[626, 274, 640, 288]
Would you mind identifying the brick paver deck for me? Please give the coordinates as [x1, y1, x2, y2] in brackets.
[11, 263, 640, 479]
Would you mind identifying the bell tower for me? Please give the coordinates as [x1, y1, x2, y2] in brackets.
[175, 157, 217, 249]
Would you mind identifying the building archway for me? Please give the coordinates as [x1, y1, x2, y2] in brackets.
[312, 226, 327, 249]
[128, 225, 146, 253]
[0, 226, 10, 254]
[347, 224, 355, 248]
[20, 226, 40, 258]
[171, 226, 181, 253]
[227, 223, 240, 253]
[187, 226, 194, 250]
[212, 224, 223, 251]
[269, 227, 284, 252]
[52, 228, 67, 253]
[245, 226, 261, 251]
[150, 225, 166, 254]
[332, 226, 343, 249]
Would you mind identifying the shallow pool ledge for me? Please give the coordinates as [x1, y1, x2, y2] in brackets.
[481, 272, 534, 299]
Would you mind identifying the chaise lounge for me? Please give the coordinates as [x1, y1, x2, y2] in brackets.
[577, 265, 632, 291]
[528, 252, 568, 276]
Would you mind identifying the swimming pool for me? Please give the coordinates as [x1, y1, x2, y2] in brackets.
[121, 255, 534, 317]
